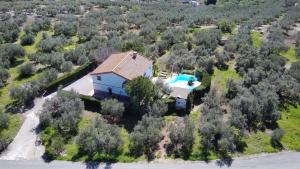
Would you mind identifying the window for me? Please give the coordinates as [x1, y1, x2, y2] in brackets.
[97, 76, 101, 81]
[122, 81, 127, 88]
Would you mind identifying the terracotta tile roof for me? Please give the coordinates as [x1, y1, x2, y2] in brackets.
[170, 87, 191, 99]
[90, 51, 152, 80]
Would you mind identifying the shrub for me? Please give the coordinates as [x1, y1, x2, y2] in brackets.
[101, 99, 125, 120]
[76, 115, 123, 156]
[217, 20, 236, 33]
[77, 55, 88, 65]
[130, 115, 164, 158]
[0, 43, 25, 68]
[19, 63, 34, 77]
[38, 68, 58, 89]
[10, 81, 40, 106]
[0, 67, 9, 87]
[60, 61, 73, 73]
[79, 94, 102, 112]
[168, 116, 194, 157]
[40, 90, 84, 136]
[193, 69, 211, 99]
[122, 41, 145, 53]
[0, 112, 9, 131]
[271, 128, 285, 148]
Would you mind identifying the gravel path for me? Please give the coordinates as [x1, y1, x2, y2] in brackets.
[0, 74, 93, 160]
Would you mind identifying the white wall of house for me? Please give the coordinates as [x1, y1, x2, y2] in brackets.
[175, 97, 187, 109]
[91, 66, 153, 96]
[144, 65, 153, 78]
[92, 72, 127, 96]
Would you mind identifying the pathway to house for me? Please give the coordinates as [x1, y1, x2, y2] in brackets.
[0, 74, 93, 160]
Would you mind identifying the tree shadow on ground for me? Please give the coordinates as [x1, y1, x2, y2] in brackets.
[85, 161, 101, 169]
[11, 59, 25, 68]
[271, 140, 284, 150]
[119, 108, 142, 132]
[4, 100, 35, 114]
[216, 156, 233, 167]
[85, 162, 112, 169]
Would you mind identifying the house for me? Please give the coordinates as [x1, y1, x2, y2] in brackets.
[169, 87, 191, 110]
[90, 51, 153, 97]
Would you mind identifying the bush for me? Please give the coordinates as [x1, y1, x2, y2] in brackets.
[79, 94, 102, 112]
[271, 128, 285, 148]
[54, 21, 77, 37]
[0, 112, 9, 131]
[130, 115, 164, 158]
[77, 55, 88, 65]
[193, 69, 211, 99]
[38, 68, 58, 89]
[60, 61, 73, 73]
[19, 63, 34, 77]
[0, 67, 9, 87]
[40, 90, 84, 136]
[43, 62, 95, 95]
[101, 99, 125, 120]
[20, 33, 35, 46]
[76, 115, 123, 156]
[0, 43, 25, 68]
[168, 116, 194, 157]
[122, 41, 145, 53]
[217, 20, 236, 33]
[10, 80, 40, 106]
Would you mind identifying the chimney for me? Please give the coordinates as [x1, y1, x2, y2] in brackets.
[132, 51, 137, 59]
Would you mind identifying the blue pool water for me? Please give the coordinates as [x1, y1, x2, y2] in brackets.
[168, 74, 199, 90]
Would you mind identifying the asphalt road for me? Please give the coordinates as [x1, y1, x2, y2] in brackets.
[1, 152, 300, 169]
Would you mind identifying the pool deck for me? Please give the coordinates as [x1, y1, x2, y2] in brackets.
[152, 73, 201, 93]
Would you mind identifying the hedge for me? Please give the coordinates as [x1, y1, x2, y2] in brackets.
[192, 68, 211, 99]
[79, 94, 102, 112]
[43, 62, 96, 95]
[181, 69, 194, 75]
[163, 97, 177, 114]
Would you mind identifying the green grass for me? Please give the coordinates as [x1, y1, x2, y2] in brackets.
[251, 31, 263, 48]
[63, 115, 140, 162]
[190, 111, 201, 123]
[0, 31, 53, 110]
[212, 61, 242, 91]
[189, 111, 218, 161]
[64, 36, 79, 51]
[23, 31, 46, 54]
[164, 115, 176, 125]
[0, 114, 23, 144]
[78, 115, 93, 132]
[242, 132, 278, 155]
[280, 47, 299, 63]
[278, 105, 300, 151]
[0, 59, 42, 110]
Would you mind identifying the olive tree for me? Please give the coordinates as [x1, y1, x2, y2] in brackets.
[168, 116, 194, 157]
[0, 112, 9, 131]
[40, 90, 84, 136]
[101, 99, 125, 120]
[18, 63, 34, 77]
[0, 67, 9, 87]
[130, 115, 164, 158]
[125, 76, 160, 113]
[76, 115, 123, 156]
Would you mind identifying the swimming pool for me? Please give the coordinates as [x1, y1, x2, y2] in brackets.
[168, 74, 200, 90]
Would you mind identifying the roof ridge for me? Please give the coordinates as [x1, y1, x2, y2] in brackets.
[112, 52, 131, 72]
